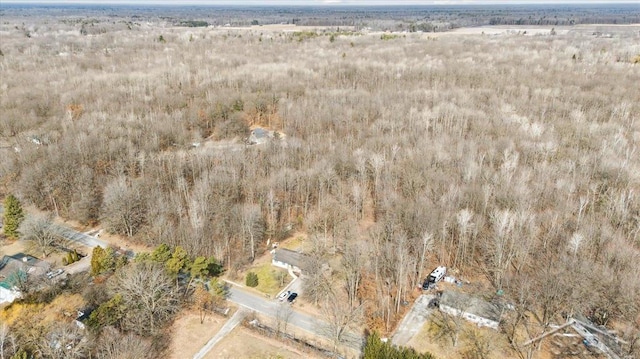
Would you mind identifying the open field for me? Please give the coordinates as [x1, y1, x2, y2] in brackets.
[443, 24, 640, 36]
[168, 311, 229, 359]
[206, 326, 317, 359]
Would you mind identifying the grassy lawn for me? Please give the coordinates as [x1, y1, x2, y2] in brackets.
[279, 234, 306, 251]
[249, 263, 289, 297]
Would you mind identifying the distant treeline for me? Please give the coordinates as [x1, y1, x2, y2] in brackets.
[1, 4, 639, 31]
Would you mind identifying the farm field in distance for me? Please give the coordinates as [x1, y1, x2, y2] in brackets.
[0, 3, 639, 359]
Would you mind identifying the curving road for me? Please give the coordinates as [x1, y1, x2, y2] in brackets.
[2, 204, 363, 353]
[0, 205, 108, 249]
[51, 225, 108, 249]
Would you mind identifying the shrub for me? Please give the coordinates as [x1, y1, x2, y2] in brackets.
[363, 331, 436, 359]
[246, 272, 259, 287]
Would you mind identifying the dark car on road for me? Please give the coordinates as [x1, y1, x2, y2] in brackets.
[287, 292, 298, 303]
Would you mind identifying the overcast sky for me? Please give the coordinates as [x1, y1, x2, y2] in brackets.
[2, 0, 639, 5]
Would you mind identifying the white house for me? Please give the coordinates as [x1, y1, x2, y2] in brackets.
[0, 282, 21, 304]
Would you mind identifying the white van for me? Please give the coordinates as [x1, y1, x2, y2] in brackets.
[422, 266, 446, 290]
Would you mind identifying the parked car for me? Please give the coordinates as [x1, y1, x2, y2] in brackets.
[422, 266, 446, 290]
[278, 290, 291, 301]
[287, 292, 298, 303]
[46, 269, 64, 279]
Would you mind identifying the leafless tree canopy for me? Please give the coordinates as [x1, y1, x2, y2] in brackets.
[0, 4, 639, 357]
[108, 262, 179, 336]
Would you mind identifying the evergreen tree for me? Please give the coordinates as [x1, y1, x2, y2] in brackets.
[166, 246, 189, 276]
[3, 194, 24, 240]
[91, 246, 106, 275]
[91, 246, 116, 275]
[363, 331, 436, 359]
[206, 256, 223, 277]
[246, 272, 259, 287]
[190, 256, 209, 279]
[151, 243, 172, 263]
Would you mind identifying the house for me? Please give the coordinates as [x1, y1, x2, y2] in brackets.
[438, 291, 503, 330]
[0, 253, 50, 304]
[271, 248, 309, 273]
[248, 127, 273, 145]
[74, 308, 94, 330]
[523, 316, 625, 359]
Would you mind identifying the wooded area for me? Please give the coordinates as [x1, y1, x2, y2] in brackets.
[0, 4, 639, 358]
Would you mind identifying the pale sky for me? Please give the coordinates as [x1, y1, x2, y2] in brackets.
[2, 0, 639, 5]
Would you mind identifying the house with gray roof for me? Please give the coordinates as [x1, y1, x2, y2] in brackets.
[0, 253, 50, 304]
[271, 248, 309, 273]
[438, 291, 503, 330]
[248, 127, 273, 145]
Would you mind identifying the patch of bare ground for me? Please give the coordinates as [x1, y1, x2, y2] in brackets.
[222, 24, 354, 32]
[167, 311, 229, 359]
[206, 326, 317, 359]
[277, 232, 307, 251]
[0, 239, 28, 256]
[447, 26, 567, 36]
[407, 319, 509, 359]
[250, 312, 360, 359]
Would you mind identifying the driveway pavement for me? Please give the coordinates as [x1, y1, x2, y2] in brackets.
[391, 294, 436, 346]
[51, 224, 108, 249]
[192, 308, 248, 359]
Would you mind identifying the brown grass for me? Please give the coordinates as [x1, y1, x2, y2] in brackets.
[167, 311, 228, 359]
[205, 326, 316, 359]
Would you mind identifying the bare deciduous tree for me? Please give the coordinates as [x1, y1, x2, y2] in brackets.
[274, 302, 293, 335]
[18, 214, 59, 258]
[94, 327, 153, 359]
[101, 177, 147, 238]
[320, 294, 363, 352]
[109, 262, 179, 336]
[36, 323, 90, 359]
[342, 242, 364, 307]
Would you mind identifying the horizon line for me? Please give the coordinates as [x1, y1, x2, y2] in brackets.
[2, 1, 640, 5]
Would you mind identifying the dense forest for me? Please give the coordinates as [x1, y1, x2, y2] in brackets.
[1, 3, 640, 31]
[0, 4, 639, 358]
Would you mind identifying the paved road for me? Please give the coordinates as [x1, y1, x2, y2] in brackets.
[0, 204, 108, 249]
[51, 224, 108, 249]
[2, 204, 362, 352]
[391, 294, 436, 346]
[192, 308, 248, 359]
[227, 284, 363, 350]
